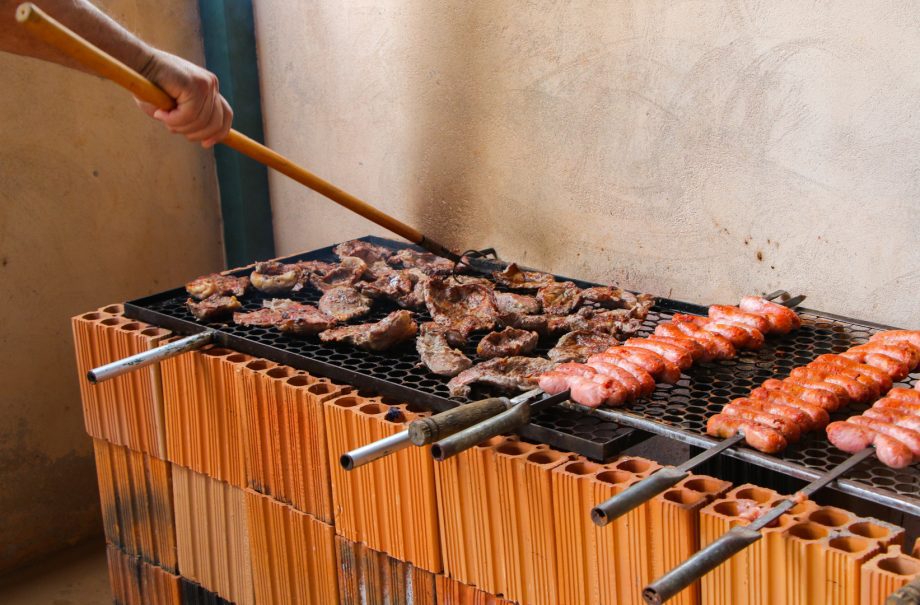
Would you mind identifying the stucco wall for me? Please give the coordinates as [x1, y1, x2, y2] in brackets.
[254, 0, 920, 327]
[0, 1, 224, 571]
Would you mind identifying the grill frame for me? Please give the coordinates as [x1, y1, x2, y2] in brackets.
[124, 236, 919, 516]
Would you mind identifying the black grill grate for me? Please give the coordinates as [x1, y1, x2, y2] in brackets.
[125, 236, 918, 513]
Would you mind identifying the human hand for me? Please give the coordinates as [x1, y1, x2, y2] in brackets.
[135, 49, 233, 148]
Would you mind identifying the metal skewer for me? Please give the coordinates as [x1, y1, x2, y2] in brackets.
[339, 390, 543, 470]
[589, 292, 805, 524]
[87, 331, 215, 383]
[642, 447, 875, 605]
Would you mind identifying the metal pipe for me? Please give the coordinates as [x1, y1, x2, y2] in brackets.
[431, 400, 531, 461]
[340, 430, 411, 470]
[591, 433, 744, 526]
[87, 331, 214, 383]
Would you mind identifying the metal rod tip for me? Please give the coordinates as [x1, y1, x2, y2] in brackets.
[590, 507, 608, 527]
[15, 3, 36, 22]
[642, 588, 662, 605]
[86, 370, 99, 384]
[430, 444, 445, 461]
[339, 454, 355, 471]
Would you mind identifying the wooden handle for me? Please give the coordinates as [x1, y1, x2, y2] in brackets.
[407, 397, 510, 446]
[16, 3, 459, 261]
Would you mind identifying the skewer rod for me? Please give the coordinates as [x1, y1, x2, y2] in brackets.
[87, 331, 214, 383]
[643, 448, 874, 604]
[15, 3, 458, 262]
[340, 430, 411, 471]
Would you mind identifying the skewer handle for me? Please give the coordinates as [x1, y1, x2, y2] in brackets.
[15, 3, 458, 261]
[408, 397, 510, 446]
[339, 430, 410, 471]
[591, 467, 687, 526]
[87, 331, 214, 383]
[642, 526, 761, 605]
[431, 400, 531, 461]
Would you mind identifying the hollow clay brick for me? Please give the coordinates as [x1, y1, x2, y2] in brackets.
[106, 544, 181, 605]
[171, 465, 254, 605]
[335, 536, 436, 605]
[860, 544, 920, 604]
[245, 489, 338, 605]
[434, 574, 516, 605]
[93, 439, 177, 572]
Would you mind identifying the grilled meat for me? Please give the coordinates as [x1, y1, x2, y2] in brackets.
[277, 304, 336, 336]
[498, 312, 550, 336]
[581, 288, 656, 317]
[291, 260, 336, 291]
[476, 327, 539, 359]
[333, 239, 394, 264]
[548, 307, 643, 338]
[310, 257, 367, 292]
[417, 322, 473, 377]
[233, 299, 311, 327]
[537, 282, 582, 315]
[319, 310, 418, 351]
[185, 273, 249, 300]
[494, 292, 541, 315]
[424, 277, 499, 337]
[387, 248, 455, 276]
[318, 286, 373, 322]
[548, 330, 620, 363]
[447, 356, 555, 398]
[187, 295, 241, 321]
[445, 274, 494, 288]
[357, 269, 426, 309]
[491, 263, 555, 290]
[250, 261, 300, 294]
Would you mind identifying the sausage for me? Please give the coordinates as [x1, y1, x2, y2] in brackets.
[704, 321, 765, 350]
[747, 388, 829, 429]
[841, 349, 911, 381]
[670, 321, 736, 360]
[539, 371, 627, 408]
[738, 296, 802, 334]
[758, 378, 840, 412]
[604, 357, 657, 396]
[863, 408, 920, 432]
[655, 323, 720, 360]
[708, 305, 772, 334]
[847, 342, 920, 370]
[730, 395, 817, 432]
[588, 361, 642, 400]
[721, 400, 802, 441]
[645, 334, 709, 362]
[781, 375, 849, 408]
[804, 362, 881, 402]
[624, 338, 693, 370]
[591, 347, 681, 384]
[869, 330, 920, 353]
[887, 388, 920, 406]
[812, 354, 893, 393]
[827, 421, 914, 468]
[848, 416, 920, 459]
[707, 414, 787, 453]
[874, 397, 920, 414]
[790, 366, 871, 404]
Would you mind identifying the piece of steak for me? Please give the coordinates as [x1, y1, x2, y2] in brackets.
[417, 323, 473, 377]
[548, 330, 620, 363]
[318, 286, 373, 322]
[476, 328, 540, 359]
[447, 356, 555, 398]
[319, 310, 418, 351]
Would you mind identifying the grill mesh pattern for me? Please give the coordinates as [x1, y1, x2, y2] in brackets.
[127, 238, 918, 506]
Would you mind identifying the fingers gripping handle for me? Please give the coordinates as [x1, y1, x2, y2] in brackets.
[643, 526, 762, 605]
[591, 467, 687, 526]
[408, 397, 510, 446]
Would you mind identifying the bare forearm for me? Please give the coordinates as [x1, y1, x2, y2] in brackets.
[0, 0, 153, 72]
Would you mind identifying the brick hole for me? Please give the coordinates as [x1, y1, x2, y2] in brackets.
[828, 536, 869, 553]
[267, 367, 292, 378]
[308, 383, 334, 395]
[119, 322, 141, 331]
[141, 328, 164, 337]
[788, 522, 828, 541]
[527, 450, 563, 465]
[713, 501, 743, 517]
[683, 477, 723, 495]
[496, 442, 529, 456]
[286, 376, 310, 387]
[878, 556, 920, 576]
[102, 304, 123, 314]
[332, 396, 360, 408]
[734, 486, 772, 503]
[359, 403, 385, 415]
[849, 522, 889, 540]
[227, 354, 248, 363]
[564, 461, 600, 476]
[246, 360, 270, 371]
[595, 470, 632, 485]
[616, 458, 652, 474]
[809, 508, 851, 528]
[101, 318, 122, 326]
[81, 312, 102, 321]
[663, 489, 701, 505]
[203, 348, 232, 357]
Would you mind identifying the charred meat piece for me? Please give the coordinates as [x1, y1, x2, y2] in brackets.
[292, 260, 336, 291]
[491, 263, 555, 290]
[538, 281, 582, 315]
[187, 295, 241, 321]
[494, 292, 541, 315]
[363, 260, 396, 281]
[333, 239, 394, 264]
[250, 261, 300, 294]
[233, 299, 309, 327]
[580, 287, 655, 315]
[387, 248, 455, 276]
[357, 269, 427, 309]
[424, 277, 499, 337]
[320, 310, 418, 351]
[185, 273, 249, 300]
[277, 304, 336, 336]
[548, 330, 620, 363]
[477, 327, 539, 359]
[498, 312, 550, 336]
[548, 307, 643, 338]
[310, 257, 367, 292]
[417, 323, 473, 377]
[447, 356, 555, 398]
[445, 274, 494, 288]
[318, 286, 373, 322]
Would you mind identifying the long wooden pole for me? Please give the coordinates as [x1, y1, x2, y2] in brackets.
[15, 3, 460, 261]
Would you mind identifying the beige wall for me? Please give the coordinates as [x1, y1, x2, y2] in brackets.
[254, 0, 920, 327]
[0, 1, 223, 571]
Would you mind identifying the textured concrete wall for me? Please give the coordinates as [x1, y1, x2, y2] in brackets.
[254, 0, 920, 326]
[0, 1, 223, 571]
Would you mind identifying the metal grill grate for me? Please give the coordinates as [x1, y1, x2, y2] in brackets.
[125, 236, 919, 513]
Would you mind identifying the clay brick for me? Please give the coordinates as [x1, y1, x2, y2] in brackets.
[325, 394, 442, 572]
[434, 574, 515, 605]
[245, 489, 339, 605]
[861, 545, 920, 604]
[93, 439, 177, 572]
[171, 465, 254, 605]
[106, 544, 181, 605]
[335, 536, 436, 605]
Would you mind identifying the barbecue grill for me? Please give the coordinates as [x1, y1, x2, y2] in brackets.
[123, 236, 920, 520]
